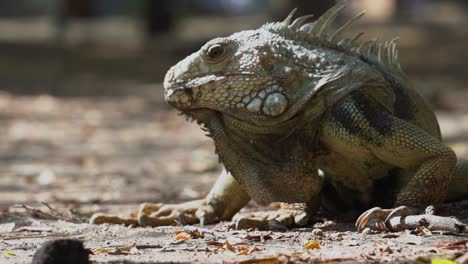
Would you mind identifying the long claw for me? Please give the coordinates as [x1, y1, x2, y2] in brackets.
[357, 206, 421, 232]
[355, 207, 382, 232]
[368, 219, 390, 232]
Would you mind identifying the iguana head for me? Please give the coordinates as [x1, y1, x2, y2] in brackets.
[163, 3, 402, 129]
[163, 29, 300, 125]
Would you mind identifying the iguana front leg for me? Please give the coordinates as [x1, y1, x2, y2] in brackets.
[353, 115, 458, 232]
[91, 169, 250, 227]
[322, 91, 460, 232]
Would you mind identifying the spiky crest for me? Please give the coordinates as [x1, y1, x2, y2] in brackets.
[262, 2, 404, 76]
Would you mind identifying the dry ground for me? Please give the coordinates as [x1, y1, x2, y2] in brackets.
[0, 86, 467, 263]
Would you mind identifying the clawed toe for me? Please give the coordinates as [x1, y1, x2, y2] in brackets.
[233, 204, 310, 231]
[355, 207, 389, 232]
[356, 206, 418, 232]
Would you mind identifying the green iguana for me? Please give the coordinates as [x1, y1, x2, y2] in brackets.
[91, 3, 468, 232]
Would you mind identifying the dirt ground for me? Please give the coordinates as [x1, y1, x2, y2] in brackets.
[0, 85, 466, 264]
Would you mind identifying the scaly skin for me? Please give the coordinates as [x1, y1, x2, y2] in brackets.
[90, 3, 468, 232]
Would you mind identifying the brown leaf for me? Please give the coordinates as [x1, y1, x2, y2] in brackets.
[206, 240, 223, 246]
[304, 240, 321, 250]
[224, 240, 237, 252]
[235, 256, 286, 264]
[243, 234, 273, 242]
[381, 234, 399, 239]
[175, 232, 191, 241]
[437, 239, 468, 250]
[176, 228, 204, 239]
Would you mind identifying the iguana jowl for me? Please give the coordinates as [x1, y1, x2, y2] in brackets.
[93, 3, 468, 231]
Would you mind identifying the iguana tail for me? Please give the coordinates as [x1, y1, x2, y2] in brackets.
[446, 159, 468, 201]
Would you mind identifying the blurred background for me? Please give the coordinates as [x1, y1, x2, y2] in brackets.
[0, 0, 467, 97]
[0, 0, 467, 210]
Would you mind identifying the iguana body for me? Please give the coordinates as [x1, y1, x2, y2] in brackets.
[92, 3, 468, 231]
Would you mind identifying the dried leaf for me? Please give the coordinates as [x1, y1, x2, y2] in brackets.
[382, 234, 399, 239]
[243, 234, 273, 242]
[176, 228, 204, 239]
[437, 239, 468, 250]
[248, 245, 260, 254]
[237, 247, 250, 255]
[206, 240, 223, 246]
[3, 251, 16, 257]
[303, 240, 321, 250]
[224, 240, 237, 252]
[175, 232, 191, 241]
[379, 245, 393, 254]
[130, 212, 138, 220]
[235, 256, 286, 264]
[431, 259, 458, 264]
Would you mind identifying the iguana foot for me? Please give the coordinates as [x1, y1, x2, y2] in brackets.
[137, 200, 219, 227]
[233, 203, 311, 230]
[356, 205, 468, 233]
[90, 199, 219, 227]
[355, 206, 417, 232]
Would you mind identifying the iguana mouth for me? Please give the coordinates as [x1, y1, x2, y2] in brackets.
[164, 85, 195, 108]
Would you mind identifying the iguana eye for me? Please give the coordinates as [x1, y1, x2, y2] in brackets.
[206, 44, 227, 62]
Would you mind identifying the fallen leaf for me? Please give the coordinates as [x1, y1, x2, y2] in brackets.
[175, 232, 191, 241]
[303, 240, 321, 250]
[130, 212, 138, 220]
[248, 245, 260, 254]
[437, 239, 468, 250]
[176, 228, 204, 239]
[382, 234, 399, 239]
[3, 251, 16, 257]
[237, 247, 250, 255]
[431, 259, 458, 264]
[206, 240, 223, 246]
[237, 245, 260, 255]
[235, 256, 286, 264]
[224, 240, 236, 252]
[379, 245, 393, 254]
[243, 234, 273, 242]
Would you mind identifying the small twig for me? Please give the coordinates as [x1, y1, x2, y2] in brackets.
[42, 202, 83, 223]
[17, 204, 59, 220]
[15, 204, 80, 223]
[387, 214, 467, 233]
[0, 232, 84, 241]
[158, 246, 200, 252]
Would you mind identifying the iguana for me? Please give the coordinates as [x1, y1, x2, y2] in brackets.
[91, 3, 468, 232]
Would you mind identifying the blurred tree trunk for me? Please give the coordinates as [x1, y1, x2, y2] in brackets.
[144, 0, 173, 37]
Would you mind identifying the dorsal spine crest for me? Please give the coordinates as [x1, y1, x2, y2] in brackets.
[262, 2, 404, 76]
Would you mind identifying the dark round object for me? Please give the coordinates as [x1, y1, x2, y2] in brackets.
[32, 239, 90, 264]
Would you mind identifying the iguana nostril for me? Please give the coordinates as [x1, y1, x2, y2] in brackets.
[183, 87, 193, 96]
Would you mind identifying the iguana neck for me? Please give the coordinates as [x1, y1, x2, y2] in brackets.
[195, 110, 322, 205]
